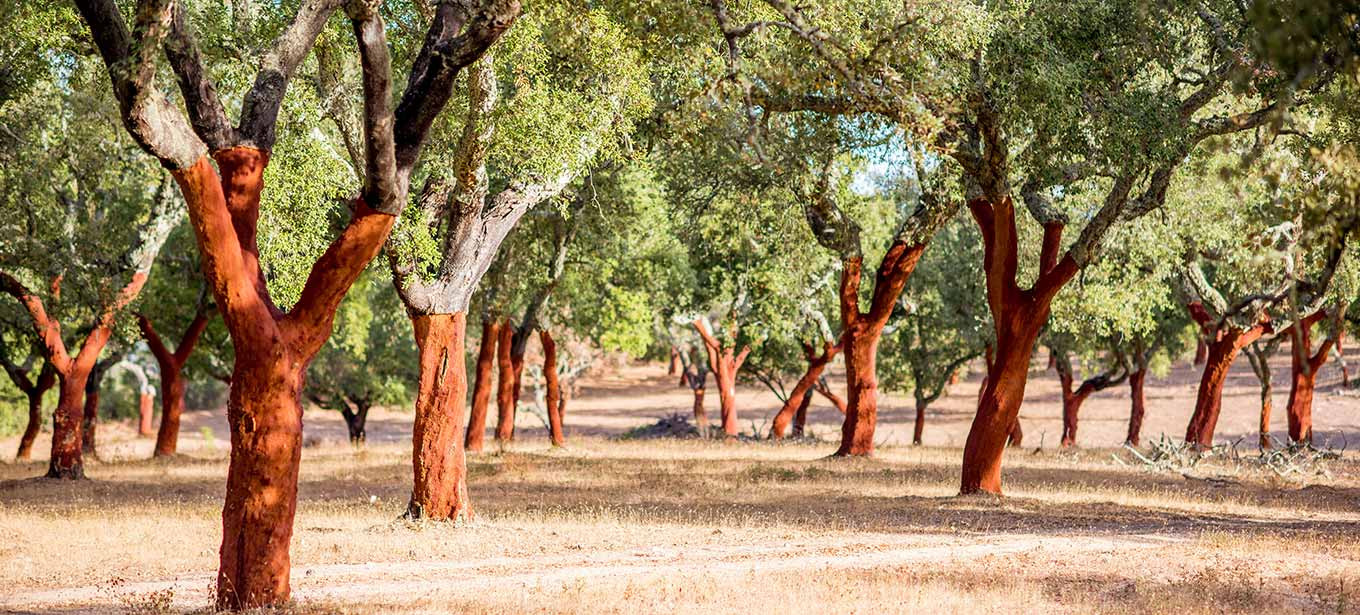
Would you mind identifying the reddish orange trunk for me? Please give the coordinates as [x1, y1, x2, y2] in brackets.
[406, 313, 472, 521]
[173, 149, 399, 609]
[139, 312, 209, 457]
[693, 320, 750, 439]
[154, 369, 187, 456]
[15, 367, 56, 460]
[542, 330, 564, 447]
[1185, 334, 1243, 448]
[494, 319, 515, 443]
[961, 318, 1045, 493]
[830, 242, 925, 457]
[1193, 338, 1208, 365]
[835, 322, 882, 455]
[791, 392, 812, 437]
[137, 392, 155, 436]
[50, 372, 90, 477]
[465, 318, 500, 453]
[1286, 311, 1333, 445]
[770, 341, 838, 439]
[1125, 368, 1146, 446]
[960, 197, 1081, 494]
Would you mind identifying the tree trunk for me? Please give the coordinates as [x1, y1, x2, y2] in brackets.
[47, 371, 90, 478]
[1286, 367, 1317, 445]
[138, 391, 155, 437]
[692, 320, 749, 439]
[406, 312, 472, 521]
[80, 372, 101, 463]
[1285, 312, 1333, 446]
[494, 319, 515, 443]
[154, 367, 187, 456]
[791, 392, 812, 437]
[1193, 338, 1208, 365]
[960, 312, 1046, 494]
[668, 347, 679, 375]
[541, 329, 564, 447]
[1245, 345, 1275, 450]
[465, 318, 500, 453]
[692, 387, 708, 438]
[215, 355, 306, 610]
[770, 342, 837, 439]
[912, 396, 927, 446]
[16, 369, 55, 460]
[1185, 334, 1243, 449]
[1125, 367, 1147, 446]
[1007, 417, 1024, 448]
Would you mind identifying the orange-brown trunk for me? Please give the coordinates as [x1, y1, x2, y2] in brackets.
[770, 344, 836, 439]
[216, 354, 305, 610]
[154, 367, 186, 457]
[465, 318, 500, 453]
[494, 320, 515, 443]
[138, 392, 155, 437]
[1185, 334, 1241, 449]
[406, 313, 472, 521]
[542, 329, 564, 447]
[714, 353, 739, 437]
[1125, 368, 1147, 446]
[1285, 368, 1316, 444]
[16, 376, 53, 460]
[833, 324, 882, 456]
[912, 397, 927, 445]
[960, 316, 1043, 494]
[791, 392, 812, 437]
[48, 372, 89, 478]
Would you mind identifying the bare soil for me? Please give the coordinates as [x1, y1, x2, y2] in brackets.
[1, 353, 1357, 613]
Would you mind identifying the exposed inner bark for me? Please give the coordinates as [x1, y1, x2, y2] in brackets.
[1243, 341, 1278, 449]
[960, 198, 1077, 494]
[494, 318, 516, 443]
[1183, 303, 1268, 449]
[139, 310, 211, 457]
[769, 340, 838, 439]
[1053, 348, 1127, 448]
[465, 317, 500, 453]
[1286, 310, 1336, 445]
[406, 312, 473, 522]
[1126, 367, 1148, 447]
[541, 329, 564, 447]
[693, 319, 750, 438]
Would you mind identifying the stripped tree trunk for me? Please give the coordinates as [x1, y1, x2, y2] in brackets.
[770, 340, 839, 439]
[406, 313, 472, 521]
[1286, 309, 1337, 445]
[1053, 348, 1127, 448]
[1183, 303, 1269, 449]
[961, 198, 1077, 493]
[138, 310, 211, 456]
[495, 319, 516, 443]
[693, 319, 750, 438]
[1243, 341, 1278, 449]
[542, 329, 564, 447]
[465, 317, 500, 453]
[2, 350, 57, 461]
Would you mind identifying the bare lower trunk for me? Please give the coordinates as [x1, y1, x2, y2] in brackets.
[406, 313, 472, 522]
[1125, 368, 1146, 446]
[215, 356, 305, 610]
[16, 385, 49, 460]
[542, 330, 564, 447]
[912, 396, 927, 445]
[1185, 336, 1241, 449]
[791, 392, 811, 437]
[960, 316, 1043, 494]
[1285, 371, 1316, 445]
[465, 318, 499, 453]
[138, 392, 155, 436]
[834, 324, 880, 456]
[494, 320, 515, 443]
[154, 369, 187, 456]
[770, 343, 836, 439]
[715, 358, 738, 437]
[48, 373, 89, 478]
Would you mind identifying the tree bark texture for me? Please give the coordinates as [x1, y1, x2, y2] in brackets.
[769, 340, 839, 439]
[541, 329, 564, 447]
[406, 312, 472, 522]
[139, 311, 211, 457]
[693, 320, 750, 438]
[465, 317, 500, 453]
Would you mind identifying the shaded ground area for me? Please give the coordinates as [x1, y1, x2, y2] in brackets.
[2, 436, 1358, 613]
[1, 354, 1358, 613]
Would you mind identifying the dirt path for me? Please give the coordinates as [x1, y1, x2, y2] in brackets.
[2, 531, 1186, 613]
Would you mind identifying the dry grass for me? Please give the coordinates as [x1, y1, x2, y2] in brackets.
[2, 359, 1359, 613]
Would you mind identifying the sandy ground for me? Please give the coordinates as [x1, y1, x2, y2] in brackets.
[1, 351, 1358, 613]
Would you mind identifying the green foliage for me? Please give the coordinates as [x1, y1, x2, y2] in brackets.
[305, 271, 417, 412]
